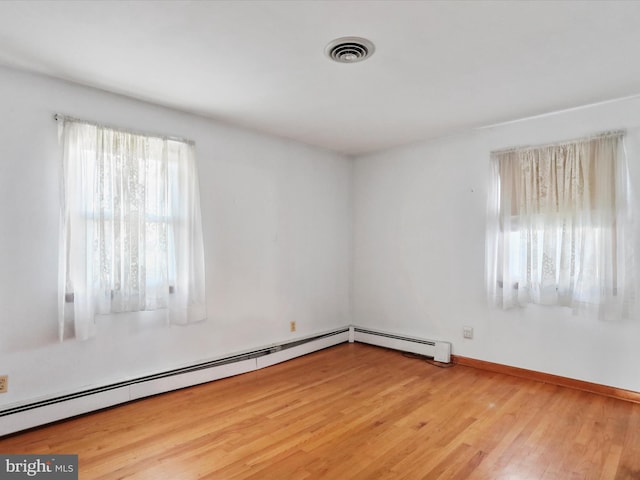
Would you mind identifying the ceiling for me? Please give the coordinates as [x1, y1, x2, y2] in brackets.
[0, 1, 639, 155]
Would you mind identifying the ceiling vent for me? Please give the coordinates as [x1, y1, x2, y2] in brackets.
[325, 37, 375, 63]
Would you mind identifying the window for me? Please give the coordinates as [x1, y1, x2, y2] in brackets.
[485, 131, 634, 319]
[58, 118, 206, 340]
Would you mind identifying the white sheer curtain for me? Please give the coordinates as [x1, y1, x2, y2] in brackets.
[58, 118, 206, 340]
[486, 131, 634, 319]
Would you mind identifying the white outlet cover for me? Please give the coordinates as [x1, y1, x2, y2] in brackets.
[463, 326, 474, 339]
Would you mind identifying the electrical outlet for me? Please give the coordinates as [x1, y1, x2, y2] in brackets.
[290, 321, 296, 332]
[463, 326, 474, 339]
[0, 375, 7, 393]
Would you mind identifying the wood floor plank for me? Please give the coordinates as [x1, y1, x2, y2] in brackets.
[1, 343, 640, 479]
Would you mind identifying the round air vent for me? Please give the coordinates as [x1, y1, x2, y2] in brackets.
[325, 37, 375, 63]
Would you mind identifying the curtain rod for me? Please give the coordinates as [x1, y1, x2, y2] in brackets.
[53, 114, 195, 146]
[491, 129, 625, 156]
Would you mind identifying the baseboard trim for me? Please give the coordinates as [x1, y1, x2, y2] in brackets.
[0, 327, 349, 436]
[451, 355, 640, 404]
[6, 334, 638, 435]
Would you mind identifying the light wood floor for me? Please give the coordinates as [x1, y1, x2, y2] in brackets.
[1, 343, 639, 479]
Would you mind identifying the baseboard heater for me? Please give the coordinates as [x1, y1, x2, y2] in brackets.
[0, 328, 349, 436]
[351, 326, 451, 363]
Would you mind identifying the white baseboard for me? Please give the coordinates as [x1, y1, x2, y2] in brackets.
[1, 327, 451, 436]
[353, 326, 451, 363]
[129, 359, 257, 401]
[0, 328, 349, 436]
[256, 331, 349, 369]
[1, 387, 130, 437]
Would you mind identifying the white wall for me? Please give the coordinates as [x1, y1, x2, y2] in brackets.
[0, 66, 352, 408]
[353, 97, 640, 392]
[3, 62, 640, 413]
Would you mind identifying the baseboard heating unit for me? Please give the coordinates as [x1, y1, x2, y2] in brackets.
[351, 326, 451, 363]
[0, 328, 349, 436]
[0, 326, 452, 436]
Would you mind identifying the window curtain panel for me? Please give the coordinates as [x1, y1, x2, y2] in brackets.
[486, 131, 635, 319]
[58, 119, 206, 340]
